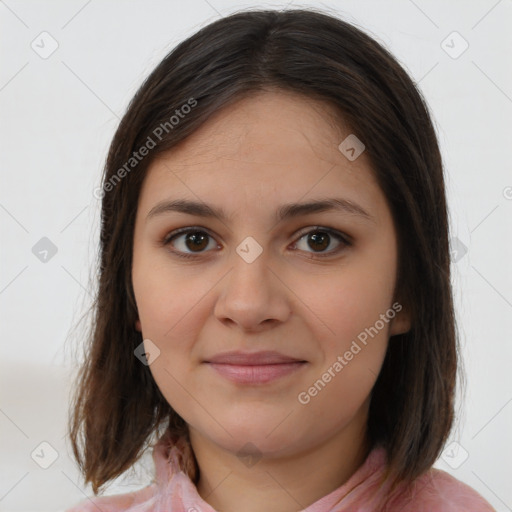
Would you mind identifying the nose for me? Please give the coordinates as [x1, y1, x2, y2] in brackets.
[213, 245, 291, 332]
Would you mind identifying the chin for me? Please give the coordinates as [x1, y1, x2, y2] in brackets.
[196, 417, 307, 458]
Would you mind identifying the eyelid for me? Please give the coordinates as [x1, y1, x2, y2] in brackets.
[161, 226, 218, 247]
[161, 225, 352, 259]
[294, 225, 352, 245]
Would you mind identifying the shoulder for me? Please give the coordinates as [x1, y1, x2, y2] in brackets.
[64, 483, 157, 512]
[392, 467, 496, 512]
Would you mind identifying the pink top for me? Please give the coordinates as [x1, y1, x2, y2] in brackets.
[66, 429, 496, 511]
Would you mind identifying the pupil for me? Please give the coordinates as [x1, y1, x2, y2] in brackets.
[309, 232, 329, 251]
[186, 232, 208, 251]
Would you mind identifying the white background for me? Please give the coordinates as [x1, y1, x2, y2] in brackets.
[0, 0, 511, 511]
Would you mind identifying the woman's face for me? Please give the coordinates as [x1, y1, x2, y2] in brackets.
[132, 90, 410, 459]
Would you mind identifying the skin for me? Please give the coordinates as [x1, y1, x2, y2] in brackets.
[132, 89, 411, 512]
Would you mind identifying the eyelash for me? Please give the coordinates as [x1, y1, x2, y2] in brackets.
[160, 226, 352, 260]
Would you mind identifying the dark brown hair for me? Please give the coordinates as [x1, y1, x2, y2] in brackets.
[68, 6, 459, 505]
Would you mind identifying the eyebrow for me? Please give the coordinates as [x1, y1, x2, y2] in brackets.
[146, 197, 375, 225]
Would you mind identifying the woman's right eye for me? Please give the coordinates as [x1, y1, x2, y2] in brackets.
[162, 228, 218, 259]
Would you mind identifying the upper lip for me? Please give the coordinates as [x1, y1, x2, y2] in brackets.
[204, 350, 305, 365]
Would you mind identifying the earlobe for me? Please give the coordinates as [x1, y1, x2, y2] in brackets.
[135, 319, 142, 332]
[389, 306, 412, 336]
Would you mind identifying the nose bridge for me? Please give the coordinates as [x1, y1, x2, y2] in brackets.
[229, 234, 271, 298]
[214, 235, 290, 327]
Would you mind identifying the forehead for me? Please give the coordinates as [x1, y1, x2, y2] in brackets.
[155, 90, 351, 169]
[138, 90, 385, 222]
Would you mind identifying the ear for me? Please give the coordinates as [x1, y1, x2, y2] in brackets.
[135, 319, 142, 332]
[389, 302, 412, 336]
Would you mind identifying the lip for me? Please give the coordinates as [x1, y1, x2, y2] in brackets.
[205, 350, 304, 365]
[204, 351, 307, 385]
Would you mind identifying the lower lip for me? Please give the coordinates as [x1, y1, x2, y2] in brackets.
[206, 362, 306, 384]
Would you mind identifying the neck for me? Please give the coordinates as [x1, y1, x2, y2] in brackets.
[189, 404, 371, 512]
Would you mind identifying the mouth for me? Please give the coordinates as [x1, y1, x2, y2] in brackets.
[203, 350, 308, 385]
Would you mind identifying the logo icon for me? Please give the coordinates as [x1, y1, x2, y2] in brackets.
[236, 442, 262, 468]
[338, 134, 365, 161]
[441, 441, 469, 469]
[236, 236, 263, 264]
[31, 32, 59, 59]
[450, 237, 468, 263]
[31, 441, 59, 469]
[134, 339, 161, 365]
[441, 31, 469, 59]
[32, 237, 58, 263]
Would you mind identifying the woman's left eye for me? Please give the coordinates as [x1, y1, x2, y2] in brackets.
[293, 227, 351, 257]
[161, 226, 351, 259]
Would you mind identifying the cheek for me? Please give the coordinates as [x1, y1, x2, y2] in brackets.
[132, 250, 210, 341]
[299, 254, 397, 352]
[296, 271, 392, 424]
[132, 259, 217, 412]
[132, 261, 211, 424]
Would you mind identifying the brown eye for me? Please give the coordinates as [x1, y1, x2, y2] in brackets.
[163, 228, 218, 258]
[182, 231, 210, 252]
[307, 231, 330, 251]
[293, 228, 351, 257]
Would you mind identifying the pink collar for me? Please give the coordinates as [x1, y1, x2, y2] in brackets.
[71, 430, 496, 511]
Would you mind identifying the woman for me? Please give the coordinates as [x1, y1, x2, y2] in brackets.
[67, 8, 495, 511]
